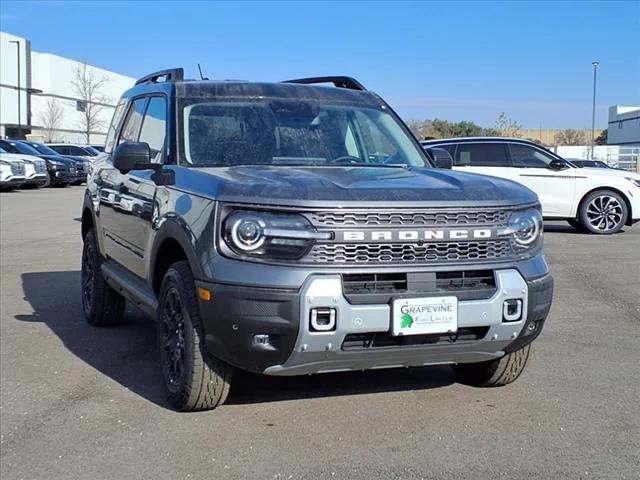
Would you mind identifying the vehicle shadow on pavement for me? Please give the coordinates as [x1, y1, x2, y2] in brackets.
[17, 271, 168, 408]
[17, 271, 454, 409]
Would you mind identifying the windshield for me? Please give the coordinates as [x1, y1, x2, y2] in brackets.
[28, 143, 59, 156]
[83, 146, 101, 156]
[6, 142, 41, 155]
[181, 99, 428, 168]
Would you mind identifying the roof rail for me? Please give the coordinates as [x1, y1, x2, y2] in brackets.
[282, 76, 366, 91]
[135, 68, 184, 86]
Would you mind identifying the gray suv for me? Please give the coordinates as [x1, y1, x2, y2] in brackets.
[81, 69, 553, 411]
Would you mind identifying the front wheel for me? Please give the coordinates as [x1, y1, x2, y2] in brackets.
[578, 190, 628, 234]
[157, 261, 232, 411]
[451, 344, 531, 387]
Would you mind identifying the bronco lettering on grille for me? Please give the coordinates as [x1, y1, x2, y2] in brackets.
[339, 228, 496, 243]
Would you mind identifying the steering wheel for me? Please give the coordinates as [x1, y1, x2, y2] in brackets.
[330, 155, 363, 165]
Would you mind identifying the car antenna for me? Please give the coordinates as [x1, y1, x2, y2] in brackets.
[197, 64, 209, 80]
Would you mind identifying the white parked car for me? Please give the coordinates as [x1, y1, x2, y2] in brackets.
[422, 137, 640, 234]
[0, 146, 49, 188]
[0, 153, 27, 190]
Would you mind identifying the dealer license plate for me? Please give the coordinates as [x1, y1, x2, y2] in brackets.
[392, 296, 458, 336]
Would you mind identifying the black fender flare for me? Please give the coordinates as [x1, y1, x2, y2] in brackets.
[148, 216, 205, 290]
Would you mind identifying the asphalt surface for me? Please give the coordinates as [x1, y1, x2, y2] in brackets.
[1, 186, 639, 480]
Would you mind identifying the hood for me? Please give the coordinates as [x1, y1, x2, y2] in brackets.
[172, 165, 539, 207]
[39, 155, 76, 165]
[0, 152, 42, 164]
[576, 167, 640, 180]
[61, 155, 90, 163]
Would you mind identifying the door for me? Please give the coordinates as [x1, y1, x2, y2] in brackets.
[507, 143, 576, 217]
[98, 96, 167, 277]
[451, 142, 512, 179]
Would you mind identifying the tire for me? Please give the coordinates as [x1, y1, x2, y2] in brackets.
[451, 344, 531, 387]
[578, 190, 628, 234]
[81, 229, 126, 326]
[157, 260, 232, 411]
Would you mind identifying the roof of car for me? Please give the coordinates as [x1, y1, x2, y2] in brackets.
[421, 137, 537, 145]
[125, 78, 382, 107]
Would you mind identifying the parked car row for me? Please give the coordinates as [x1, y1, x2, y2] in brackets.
[421, 137, 640, 234]
[0, 140, 103, 190]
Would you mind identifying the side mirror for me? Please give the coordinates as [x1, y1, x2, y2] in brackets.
[112, 142, 151, 173]
[428, 147, 453, 169]
[548, 159, 568, 170]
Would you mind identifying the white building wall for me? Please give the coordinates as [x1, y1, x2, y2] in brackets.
[0, 31, 29, 133]
[0, 30, 135, 144]
[607, 105, 640, 146]
[29, 52, 134, 143]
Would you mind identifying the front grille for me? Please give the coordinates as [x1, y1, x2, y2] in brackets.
[308, 209, 509, 227]
[342, 270, 496, 304]
[308, 240, 512, 265]
[342, 327, 490, 350]
[10, 162, 25, 175]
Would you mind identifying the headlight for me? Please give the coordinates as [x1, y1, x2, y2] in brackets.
[48, 160, 64, 166]
[625, 177, 640, 188]
[500, 208, 543, 252]
[223, 210, 330, 260]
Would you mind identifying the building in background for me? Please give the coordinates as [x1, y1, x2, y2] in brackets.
[607, 105, 640, 146]
[520, 128, 604, 146]
[0, 31, 134, 145]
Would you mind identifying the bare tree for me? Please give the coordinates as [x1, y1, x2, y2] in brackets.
[554, 129, 586, 146]
[36, 98, 64, 142]
[494, 112, 522, 137]
[72, 61, 109, 143]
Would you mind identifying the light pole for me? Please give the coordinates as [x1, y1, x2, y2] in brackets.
[590, 61, 599, 160]
[9, 40, 22, 139]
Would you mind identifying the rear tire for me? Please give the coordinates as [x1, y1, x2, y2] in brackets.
[157, 261, 232, 411]
[451, 344, 531, 387]
[578, 190, 628, 234]
[81, 229, 126, 326]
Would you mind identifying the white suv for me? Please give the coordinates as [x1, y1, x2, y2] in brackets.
[422, 137, 640, 234]
[0, 154, 27, 190]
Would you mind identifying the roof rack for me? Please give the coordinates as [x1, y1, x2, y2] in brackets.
[282, 76, 366, 91]
[135, 68, 184, 86]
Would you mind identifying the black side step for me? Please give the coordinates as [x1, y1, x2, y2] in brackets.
[101, 260, 157, 319]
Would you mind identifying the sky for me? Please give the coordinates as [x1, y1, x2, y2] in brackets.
[1, 0, 639, 129]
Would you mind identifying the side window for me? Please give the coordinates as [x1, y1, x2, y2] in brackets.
[456, 143, 510, 167]
[104, 101, 127, 153]
[53, 146, 68, 155]
[138, 96, 167, 163]
[118, 98, 148, 144]
[69, 146, 86, 156]
[509, 144, 556, 168]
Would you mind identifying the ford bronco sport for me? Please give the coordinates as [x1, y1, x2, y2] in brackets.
[81, 69, 553, 411]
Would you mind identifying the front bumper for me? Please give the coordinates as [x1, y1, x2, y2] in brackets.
[25, 173, 49, 186]
[48, 168, 73, 185]
[197, 268, 553, 375]
[0, 176, 27, 188]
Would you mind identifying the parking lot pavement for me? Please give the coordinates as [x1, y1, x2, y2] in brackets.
[1, 186, 638, 480]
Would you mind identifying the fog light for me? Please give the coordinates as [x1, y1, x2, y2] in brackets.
[503, 299, 523, 322]
[310, 308, 337, 332]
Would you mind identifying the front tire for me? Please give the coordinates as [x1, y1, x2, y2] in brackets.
[81, 229, 126, 326]
[578, 190, 628, 234]
[157, 261, 232, 411]
[451, 344, 531, 387]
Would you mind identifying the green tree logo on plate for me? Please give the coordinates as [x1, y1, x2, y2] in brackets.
[400, 313, 414, 329]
